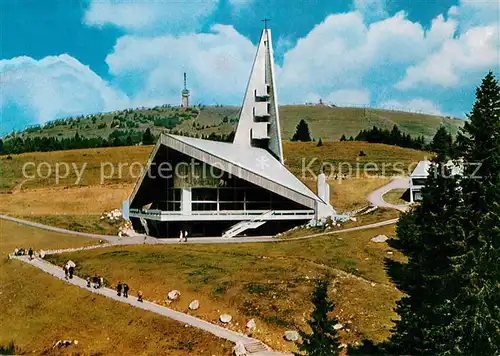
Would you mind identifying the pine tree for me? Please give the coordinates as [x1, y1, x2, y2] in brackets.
[390, 125, 402, 146]
[317, 138, 323, 147]
[142, 128, 155, 145]
[291, 119, 312, 142]
[430, 126, 454, 160]
[457, 71, 500, 219]
[385, 158, 464, 354]
[447, 71, 500, 354]
[340, 134, 346, 142]
[295, 279, 341, 356]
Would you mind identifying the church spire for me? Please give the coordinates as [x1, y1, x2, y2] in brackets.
[233, 27, 284, 164]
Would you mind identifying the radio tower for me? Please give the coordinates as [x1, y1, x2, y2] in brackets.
[181, 72, 190, 108]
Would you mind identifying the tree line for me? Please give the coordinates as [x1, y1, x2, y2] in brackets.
[0, 129, 153, 155]
[290, 117, 456, 154]
[351, 125, 426, 149]
[294, 72, 499, 355]
[0, 127, 237, 155]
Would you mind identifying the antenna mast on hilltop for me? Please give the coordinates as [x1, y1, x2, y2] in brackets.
[181, 72, 190, 108]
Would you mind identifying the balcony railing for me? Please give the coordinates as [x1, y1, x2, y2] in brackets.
[129, 208, 315, 220]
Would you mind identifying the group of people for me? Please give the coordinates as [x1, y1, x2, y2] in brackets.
[178, 230, 189, 243]
[13, 247, 34, 260]
[86, 275, 104, 289]
[116, 281, 143, 302]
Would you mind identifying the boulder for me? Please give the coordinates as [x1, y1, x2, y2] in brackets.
[371, 234, 388, 243]
[189, 300, 200, 310]
[220, 314, 232, 323]
[246, 319, 256, 331]
[334, 323, 343, 330]
[167, 290, 181, 300]
[284, 330, 299, 342]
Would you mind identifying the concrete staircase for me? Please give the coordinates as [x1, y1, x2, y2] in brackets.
[244, 341, 269, 353]
[234, 340, 288, 355]
[222, 211, 274, 238]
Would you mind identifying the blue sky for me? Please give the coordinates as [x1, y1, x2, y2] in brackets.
[1, 0, 499, 134]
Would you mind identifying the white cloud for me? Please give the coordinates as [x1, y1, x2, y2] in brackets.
[278, 10, 456, 103]
[353, 0, 387, 21]
[381, 98, 443, 115]
[326, 89, 371, 106]
[84, 0, 219, 33]
[396, 24, 499, 89]
[5, 1, 496, 133]
[0, 55, 129, 129]
[451, 0, 500, 30]
[396, 0, 499, 90]
[106, 25, 256, 106]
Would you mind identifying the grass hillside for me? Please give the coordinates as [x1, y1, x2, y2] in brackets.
[0, 141, 428, 192]
[46, 224, 403, 353]
[0, 140, 425, 233]
[280, 105, 463, 141]
[5, 104, 463, 143]
[0, 221, 232, 355]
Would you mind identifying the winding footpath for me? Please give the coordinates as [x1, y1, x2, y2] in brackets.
[0, 215, 119, 242]
[367, 177, 410, 212]
[1, 214, 397, 247]
[11, 255, 283, 356]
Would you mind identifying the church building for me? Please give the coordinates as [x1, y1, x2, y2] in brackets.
[124, 28, 335, 238]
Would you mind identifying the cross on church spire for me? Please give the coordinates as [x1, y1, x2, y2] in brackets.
[262, 18, 270, 30]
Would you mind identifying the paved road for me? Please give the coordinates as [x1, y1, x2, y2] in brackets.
[367, 177, 410, 212]
[12, 255, 287, 356]
[2, 214, 398, 249]
[0, 215, 119, 242]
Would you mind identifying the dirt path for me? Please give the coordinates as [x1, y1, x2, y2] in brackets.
[367, 177, 409, 212]
[11, 255, 287, 356]
[1, 213, 397, 247]
[0, 215, 119, 242]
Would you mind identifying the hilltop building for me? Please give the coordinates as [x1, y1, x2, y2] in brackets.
[409, 160, 463, 202]
[123, 28, 336, 238]
[409, 160, 431, 202]
[181, 72, 190, 108]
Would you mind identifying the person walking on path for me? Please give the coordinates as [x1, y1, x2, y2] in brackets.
[117, 281, 123, 296]
[178, 230, 184, 243]
[66, 261, 76, 279]
[123, 283, 129, 298]
[86, 277, 91, 288]
[63, 266, 69, 280]
[184, 230, 188, 242]
[137, 290, 143, 302]
[28, 247, 33, 260]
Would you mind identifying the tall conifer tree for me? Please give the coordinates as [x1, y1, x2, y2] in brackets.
[448, 71, 500, 354]
[385, 159, 463, 354]
[295, 279, 341, 356]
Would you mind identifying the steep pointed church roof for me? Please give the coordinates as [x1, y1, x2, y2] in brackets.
[233, 29, 284, 163]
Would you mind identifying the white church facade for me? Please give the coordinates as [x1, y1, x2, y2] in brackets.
[123, 28, 335, 238]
